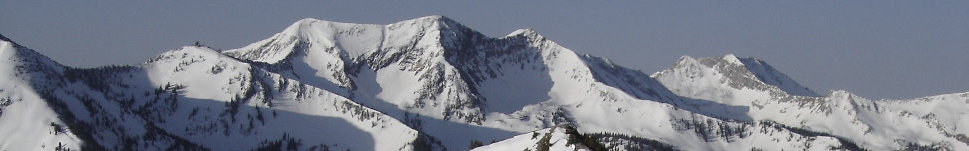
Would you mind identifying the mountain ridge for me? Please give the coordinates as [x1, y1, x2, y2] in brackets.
[0, 16, 967, 150]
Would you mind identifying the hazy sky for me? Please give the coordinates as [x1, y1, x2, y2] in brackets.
[1, 1, 967, 99]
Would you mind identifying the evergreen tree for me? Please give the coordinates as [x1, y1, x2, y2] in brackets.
[468, 140, 484, 149]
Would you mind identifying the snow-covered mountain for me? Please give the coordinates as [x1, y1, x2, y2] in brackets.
[1, 16, 966, 150]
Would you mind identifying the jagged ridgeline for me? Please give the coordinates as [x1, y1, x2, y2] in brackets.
[0, 16, 967, 151]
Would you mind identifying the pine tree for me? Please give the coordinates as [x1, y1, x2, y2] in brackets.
[468, 140, 484, 149]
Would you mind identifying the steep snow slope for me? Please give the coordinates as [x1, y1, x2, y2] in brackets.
[0, 35, 82, 150]
[737, 56, 818, 97]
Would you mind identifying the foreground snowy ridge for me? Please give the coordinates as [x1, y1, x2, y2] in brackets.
[0, 16, 967, 150]
[471, 124, 604, 151]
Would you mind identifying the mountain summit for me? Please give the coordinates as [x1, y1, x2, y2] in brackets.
[1, 16, 967, 150]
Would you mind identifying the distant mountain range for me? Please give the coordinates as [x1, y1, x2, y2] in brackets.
[1, 16, 966, 151]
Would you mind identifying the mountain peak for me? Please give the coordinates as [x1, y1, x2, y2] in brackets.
[0, 34, 64, 80]
[0, 33, 12, 43]
[388, 15, 458, 26]
[415, 15, 450, 22]
[411, 15, 458, 25]
[676, 54, 744, 67]
[0, 33, 23, 48]
[389, 15, 468, 33]
[657, 54, 818, 97]
[283, 18, 325, 35]
[720, 53, 744, 65]
[225, 15, 474, 64]
[279, 18, 378, 39]
[735, 57, 819, 96]
[506, 28, 545, 40]
[285, 15, 459, 34]
[293, 17, 322, 25]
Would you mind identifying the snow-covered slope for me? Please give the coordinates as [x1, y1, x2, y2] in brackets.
[652, 54, 969, 150]
[1, 15, 967, 151]
[0, 34, 426, 150]
[138, 46, 421, 150]
[0, 34, 81, 150]
[471, 124, 602, 151]
[219, 16, 877, 150]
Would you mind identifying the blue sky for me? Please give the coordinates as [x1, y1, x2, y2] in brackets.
[1, 1, 967, 99]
